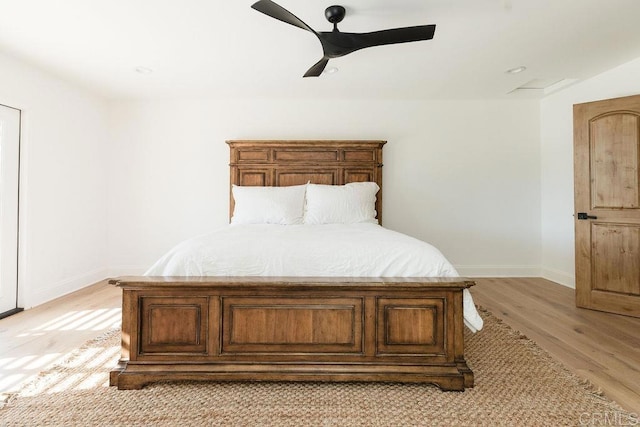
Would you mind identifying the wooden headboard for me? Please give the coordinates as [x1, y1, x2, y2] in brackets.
[227, 140, 386, 223]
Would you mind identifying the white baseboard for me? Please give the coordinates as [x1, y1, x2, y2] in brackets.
[108, 265, 148, 277]
[112, 265, 547, 280]
[112, 265, 549, 280]
[541, 268, 575, 289]
[23, 267, 110, 309]
[455, 264, 576, 289]
[20, 264, 576, 310]
[454, 265, 541, 278]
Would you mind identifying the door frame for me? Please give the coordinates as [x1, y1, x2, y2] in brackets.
[0, 103, 22, 319]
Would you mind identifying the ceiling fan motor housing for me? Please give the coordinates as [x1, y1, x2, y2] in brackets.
[325, 5, 346, 24]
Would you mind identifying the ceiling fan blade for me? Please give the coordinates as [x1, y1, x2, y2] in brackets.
[354, 25, 436, 50]
[303, 58, 329, 77]
[251, 0, 315, 34]
[318, 25, 436, 58]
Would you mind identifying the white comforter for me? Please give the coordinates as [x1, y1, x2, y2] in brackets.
[145, 223, 483, 332]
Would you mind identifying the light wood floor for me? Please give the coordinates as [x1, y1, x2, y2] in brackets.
[1, 277, 638, 414]
[0, 280, 121, 402]
[472, 277, 640, 415]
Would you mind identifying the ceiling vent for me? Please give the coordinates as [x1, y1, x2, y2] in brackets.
[509, 78, 579, 96]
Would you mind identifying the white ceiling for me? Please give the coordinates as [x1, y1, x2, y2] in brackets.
[1, 0, 639, 100]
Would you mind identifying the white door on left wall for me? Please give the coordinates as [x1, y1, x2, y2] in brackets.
[0, 104, 20, 317]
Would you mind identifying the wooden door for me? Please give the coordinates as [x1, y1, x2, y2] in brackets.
[574, 94, 640, 317]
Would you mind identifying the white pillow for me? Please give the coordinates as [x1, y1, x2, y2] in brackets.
[231, 184, 307, 225]
[304, 182, 379, 224]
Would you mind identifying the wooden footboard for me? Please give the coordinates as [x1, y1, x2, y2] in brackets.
[109, 277, 474, 391]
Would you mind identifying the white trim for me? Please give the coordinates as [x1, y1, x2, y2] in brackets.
[18, 264, 576, 310]
[23, 268, 109, 309]
[16, 107, 30, 309]
[541, 267, 575, 289]
[454, 265, 541, 277]
[0, 105, 21, 314]
[112, 265, 551, 281]
[108, 265, 148, 277]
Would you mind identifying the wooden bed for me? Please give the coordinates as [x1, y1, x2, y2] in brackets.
[109, 140, 475, 391]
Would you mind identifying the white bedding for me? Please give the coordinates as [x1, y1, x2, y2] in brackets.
[145, 223, 483, 332]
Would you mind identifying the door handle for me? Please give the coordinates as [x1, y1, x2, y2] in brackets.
[577, 212, 597, 220]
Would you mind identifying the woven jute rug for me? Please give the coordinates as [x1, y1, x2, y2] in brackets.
[0, 309, 634, 426]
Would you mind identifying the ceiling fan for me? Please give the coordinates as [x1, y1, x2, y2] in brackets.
[251, 0, 436, 77]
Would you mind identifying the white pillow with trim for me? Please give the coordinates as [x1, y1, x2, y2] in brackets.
[304, 182, 379, 224]
[231, 184, 307, 225]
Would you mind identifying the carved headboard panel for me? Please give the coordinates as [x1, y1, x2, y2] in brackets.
[227, 140, 386, 223]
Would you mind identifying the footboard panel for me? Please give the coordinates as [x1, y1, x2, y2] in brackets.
[222, 297, 363, 354]
[109, 277, 474, 391]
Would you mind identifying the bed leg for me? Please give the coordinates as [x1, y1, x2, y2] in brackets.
[109, 360, 127, 387]
[457, 361, 475, 388]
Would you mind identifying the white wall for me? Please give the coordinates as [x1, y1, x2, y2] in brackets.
[0, 52, 110, 308]
[540, 56, 640, 287]
[108, 98, 541, 277]
[2, 41, 637, 308]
